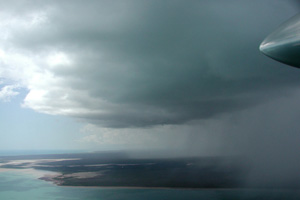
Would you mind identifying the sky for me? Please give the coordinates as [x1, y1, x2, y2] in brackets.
[0, 0, 300, 169]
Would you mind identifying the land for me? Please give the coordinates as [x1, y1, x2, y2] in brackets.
[0, 151, 248, 189]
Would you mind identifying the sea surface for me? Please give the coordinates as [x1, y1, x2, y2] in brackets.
[1, 169, 300, 200]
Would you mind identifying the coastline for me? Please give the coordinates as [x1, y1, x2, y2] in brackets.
[1, 167, 298, 192]
[57, 185, 243, 190]
[38, 171, 238, 190]
[39, 173, 244, 191]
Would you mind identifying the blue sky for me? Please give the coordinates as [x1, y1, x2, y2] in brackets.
[0, 88, 83, 150]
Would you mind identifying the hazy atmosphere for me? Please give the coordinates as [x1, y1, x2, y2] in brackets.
[1, 0, 300, 186]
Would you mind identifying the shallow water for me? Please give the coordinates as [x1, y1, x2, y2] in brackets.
[0, 170, 300, 200]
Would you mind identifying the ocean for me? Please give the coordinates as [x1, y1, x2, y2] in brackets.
[0, 169, 300, 200]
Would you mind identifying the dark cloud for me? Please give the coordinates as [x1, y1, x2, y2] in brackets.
[1, 0, 299, 128]
[2, 1, 300, 187]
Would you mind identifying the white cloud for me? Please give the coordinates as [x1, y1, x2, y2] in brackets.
[0, 85, 19, 102]
[46, 52, 72, 68]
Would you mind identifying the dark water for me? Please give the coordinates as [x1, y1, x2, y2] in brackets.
[0, 170, 300, 200]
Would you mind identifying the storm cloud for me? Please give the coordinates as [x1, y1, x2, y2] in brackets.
[0, 0, 299, 128]
[2, 0, 300, 187]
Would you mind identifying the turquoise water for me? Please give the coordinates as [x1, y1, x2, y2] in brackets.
[1, 170, 300, 200]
